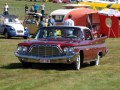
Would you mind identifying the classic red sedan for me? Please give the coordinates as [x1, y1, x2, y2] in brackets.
[15, 26, 107, 70]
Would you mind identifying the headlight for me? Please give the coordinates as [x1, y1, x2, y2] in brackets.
[17, 46, 27, 52]
[23, 47, 27, 52]
[17, 46, 22, 51]
[63, 47, 74, 53]
[69, 47, 74, 52]
[63, 47, 68, 53]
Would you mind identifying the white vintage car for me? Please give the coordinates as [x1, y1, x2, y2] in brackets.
[0, 15, 29, 39]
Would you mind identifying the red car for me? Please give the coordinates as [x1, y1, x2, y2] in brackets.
[15, 26, 107, 70]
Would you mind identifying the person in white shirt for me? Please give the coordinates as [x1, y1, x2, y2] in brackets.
[4, 3, 9, 15]
[41, 3, 45, 16]
[64, 14, 74, 26]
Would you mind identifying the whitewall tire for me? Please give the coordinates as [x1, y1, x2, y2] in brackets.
[73, 55, 81, 70]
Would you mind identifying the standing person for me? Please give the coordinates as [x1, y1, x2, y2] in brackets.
[41, 3, 45, 16]
[30, 4, 34, 12]
[64, 14, 74, 26]
[34, 3, 39, 13]
[4, 3, 9, 15]
[48, 15, 55, 26]
[25, 4, 29, 14]
[39, 16, 48, 28]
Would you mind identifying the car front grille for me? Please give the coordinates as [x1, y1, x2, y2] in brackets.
[29, 44, 63, 57]
[17, 30, 23, 33]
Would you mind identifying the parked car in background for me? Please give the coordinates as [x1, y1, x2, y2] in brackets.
[15, 26, 107, 70]
[0, 15, 29, 39]
[23, 12, 42, 35]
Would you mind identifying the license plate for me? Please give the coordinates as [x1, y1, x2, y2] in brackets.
[39, 59, 50, 63]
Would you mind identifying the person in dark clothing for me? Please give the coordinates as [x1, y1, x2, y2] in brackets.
[25, 4, 29, 14]
[39, 16, 48, 28]
[41, 3, 45, 16]
[4, 3, 9, 15]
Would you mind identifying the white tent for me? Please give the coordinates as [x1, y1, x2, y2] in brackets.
[98, 9, 120, 17]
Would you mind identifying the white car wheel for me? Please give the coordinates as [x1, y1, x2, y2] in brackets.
[73, 55, 81, 70]
[95, 54, 100, 65]
[90, 54, 100, 66]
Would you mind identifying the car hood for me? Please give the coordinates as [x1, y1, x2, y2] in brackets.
[6, 23, 24, 30]
[18, 38, 84, 47]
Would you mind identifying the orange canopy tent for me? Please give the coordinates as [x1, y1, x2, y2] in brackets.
[64, 8, 100, 27]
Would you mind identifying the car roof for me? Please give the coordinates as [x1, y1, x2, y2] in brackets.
[0, 14, 18, 18]
[50, 9, 74, 16]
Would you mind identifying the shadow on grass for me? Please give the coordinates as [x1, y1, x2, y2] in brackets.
[0, 35, 7, 39]
[0, 63, 23, 69]
[0, 35, 28, 40]
[0, 62, 90, 71]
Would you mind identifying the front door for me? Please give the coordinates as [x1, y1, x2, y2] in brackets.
[83, 29, 96, 61]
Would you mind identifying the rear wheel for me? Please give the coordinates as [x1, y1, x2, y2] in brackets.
[73, 55, 81, 70]
[90, 54, 100, 66]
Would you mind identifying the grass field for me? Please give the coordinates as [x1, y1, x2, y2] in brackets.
[0, 37, 120, 90]
[0, 0, 120, 90]
[0, 0, 66, 19]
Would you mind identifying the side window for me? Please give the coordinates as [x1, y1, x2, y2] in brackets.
[73, 29, 84, 39]
[84, 29, 93, 40]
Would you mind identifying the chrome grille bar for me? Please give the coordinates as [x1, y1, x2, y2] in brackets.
[29, 44, 63, 57]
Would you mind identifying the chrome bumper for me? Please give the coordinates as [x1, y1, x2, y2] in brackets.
[15, 52, 78, 64]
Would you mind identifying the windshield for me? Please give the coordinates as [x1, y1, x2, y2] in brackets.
[35, 27, 84, 39]
[4, 18, 20, 23]
[24, 14, 40, 24]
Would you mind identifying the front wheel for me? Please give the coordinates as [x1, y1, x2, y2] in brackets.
[90, 54, 100, 66]
[72, 55, 81, 70]
[5, 32, 11, 39]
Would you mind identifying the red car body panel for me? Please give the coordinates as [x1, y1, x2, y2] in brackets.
[15, 26, 107, 69]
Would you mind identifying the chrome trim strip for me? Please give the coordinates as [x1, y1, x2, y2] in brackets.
[15, 52, 74, 60]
